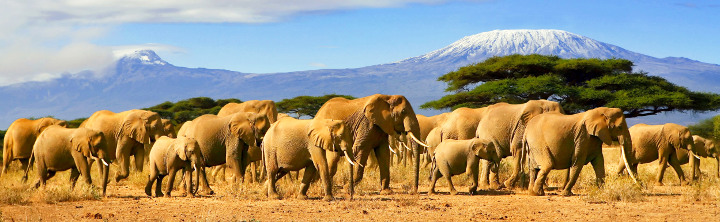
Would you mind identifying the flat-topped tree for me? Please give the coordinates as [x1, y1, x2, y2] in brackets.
[277, 94, 356, 118]
[422, 54, 720, 118]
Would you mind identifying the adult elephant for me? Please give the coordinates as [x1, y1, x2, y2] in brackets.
[263, 117, 360, 201]
[3, 117, 67, 176]
[218, 100, 278, 123]
[615, 123, 694, 186]
[26, 126, 111, 196]
[161, 119, 176, 138]
[526, 107, 635, 196]
[80, 109, 163, 182]
[180, 112, 268, 194]
[216, 100, 278, 182]
[315, 94, 428, 194]
[475, 100, 564, 189]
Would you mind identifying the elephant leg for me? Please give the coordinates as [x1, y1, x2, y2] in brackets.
[266, 165, 281, 199]
[590, 155, 606, 186]
[375, 144, 392, 195]
[468, 157, 480, 195]
[530, 167, 550, 196]
[528, 167, 538, 192]
[133, 148, 145, 172]
[164, 168, 178, 197]
[562, 156, 587, 196]
[1, 148, 11, 176]
[445, 174, 457, 195]
[428, 164, 442, 195]
[309, 146, 333, 201]
[146, 169, 158, 196]
[36, 165, 49, 189]
[630, 163, 639, 176]
[299, 164, 318, 199]
[656, 156, 669, 186]
[114, 138, 134, 182]
[69, 167, 80, 189]
[504, 155, 523, 189]
[352, 148, 371, 185]
[156, 174, 165, 197]
[478, 159, 491, 189]
[197, 165, 214, 195]
[19, 158, 30, 174]
[488, 161, 503, 190]
[560, 169, 570, 191]
[325, 151, 341, 177]
[668, 155, 687, 185]
[250, 162, 258, 183]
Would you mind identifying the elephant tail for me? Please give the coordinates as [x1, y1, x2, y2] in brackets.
[522, 139, 530, 173]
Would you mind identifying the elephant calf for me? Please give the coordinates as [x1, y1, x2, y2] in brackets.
[28, 126, 111, 195]
[429, 138, 499, 195]
[146, 136, 203, 197]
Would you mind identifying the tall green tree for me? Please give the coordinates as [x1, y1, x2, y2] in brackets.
[277, 94, 356, 118]
[144, 97, 242, 124]
[422, 54, 720, 118]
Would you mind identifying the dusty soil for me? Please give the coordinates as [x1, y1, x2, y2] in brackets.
[1, 184, 717, 221]
[2, 147, 719, 221]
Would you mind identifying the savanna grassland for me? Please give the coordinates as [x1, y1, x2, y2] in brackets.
[0, 146, 718, 221]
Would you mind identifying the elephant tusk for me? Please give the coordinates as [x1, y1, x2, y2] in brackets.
[101, 159, 109, 167]
[402, 142, 412, 151]
[693, 153, 702, 160]
[388, 145, 397, 154]
[193, 165, 197, 171]
[345, 154, 355, 166]
[408, 132, 430, 148]
[620, 142, 639, 185]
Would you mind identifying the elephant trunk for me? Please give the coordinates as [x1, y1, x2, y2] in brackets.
[618, 134, 638, 184]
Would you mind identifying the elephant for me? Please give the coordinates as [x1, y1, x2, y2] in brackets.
[216, 100, 278, 183]
[615, 123, 694, 186]
[161, 119, 176, 138]
[80, 109, 163, 182]
[439, 107, 488, 141]
[673, 135, 717, 181]
[263, 117, 360, 201]
[26, 126, 111, 195]
[2, 117, 67, 176]
[689, 135, 718, 178]
[475, 100, 564, 189]
[218, 100, 279, 124]
[526, 107, 634, 196]
[145, 136, 204, 197]
[429, 138, 500, 195]
[313, 94, 428, 194]
[179, 112, 268, 194]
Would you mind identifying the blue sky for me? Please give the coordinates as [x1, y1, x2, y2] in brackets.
[1, 0, 718, 84]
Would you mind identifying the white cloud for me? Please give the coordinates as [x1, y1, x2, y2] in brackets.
[0, 0, 455, 86]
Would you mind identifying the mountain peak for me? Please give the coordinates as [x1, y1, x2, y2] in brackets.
[118, 50, 168, 66]
[400, 29, 644, 64]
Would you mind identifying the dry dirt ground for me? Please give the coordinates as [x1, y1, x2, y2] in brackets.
[1, 147, 719, 221]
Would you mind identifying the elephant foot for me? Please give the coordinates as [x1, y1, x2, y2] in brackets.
[529, 188, 544, 196]
[478, 182, 490, 190]
[561, 190, 573, 197]
[489, 181, 505, 190]
[322, 195, 334, 202]
[449, 189, 458, 195]
[297, 194, 309, 200]
[503, 180, 516, 189]
[654, 181, 664, 187]
[269, 193, 281, 200]
[198, 188, 215, 196]
[428, 189, 437, 195]
[145, 188, 152, 197]
[379, 189, 393, 195]
[681, 180, 691, 186]
[469, 187, 478, 195]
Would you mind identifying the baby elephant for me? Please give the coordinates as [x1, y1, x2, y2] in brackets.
[28, 125, 110, 195]
[146, 136, 204, 197]
[429, 138, 499, 195]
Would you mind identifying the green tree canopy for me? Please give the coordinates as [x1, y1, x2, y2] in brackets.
[144, 97, 242, 124]
[277, 94, 356, 118]
[689, 115, 720, 141]
[422, 54, 720, 118]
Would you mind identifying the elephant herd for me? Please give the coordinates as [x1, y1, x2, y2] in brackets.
[2, 94, 718, 201]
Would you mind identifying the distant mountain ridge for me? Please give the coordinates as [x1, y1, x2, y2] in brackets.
[1, 29, 719, 128]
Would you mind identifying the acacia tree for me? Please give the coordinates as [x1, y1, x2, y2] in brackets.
[277, 94, 356, 118]
[422, 54, 720, 118]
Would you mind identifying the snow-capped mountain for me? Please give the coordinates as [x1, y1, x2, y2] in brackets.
[1, 29, 719, 128]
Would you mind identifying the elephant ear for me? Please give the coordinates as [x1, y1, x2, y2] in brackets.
[119, 116, 148, 144]
[174, 138, 188, 161]
[71, 135, 92, 157]
[585, 109, 613, 146]
[363, 96, 395, 136]
[471, 139, 495, 159]
[36, 118, 52, 133]
[308, 120, 335, 151]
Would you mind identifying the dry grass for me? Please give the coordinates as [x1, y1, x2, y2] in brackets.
[3, 146, 720, 205]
